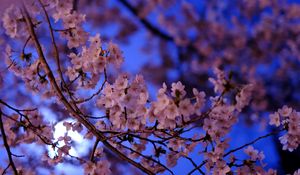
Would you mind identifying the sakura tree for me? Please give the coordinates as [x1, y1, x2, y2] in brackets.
[0, 0, 299, 175]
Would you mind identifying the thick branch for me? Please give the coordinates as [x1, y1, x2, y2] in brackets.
[118, 0, 198, 54]
[0, 110, 19, 175]
[118, 0, 173, 41]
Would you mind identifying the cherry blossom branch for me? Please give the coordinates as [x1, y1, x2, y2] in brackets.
[53, 27, 75, 32]
[1, 111, 85, 163]
[0, 1, 298, 174]
[21, 5, 154, 175]
[65, 73, 81, 88]
[119, 143, 175, 175]
[0, 110, 19, 175]
[118, 0, 198, 54]
[90, 139, 100, 162]
[10, 153, 25, 158]
[37, 0, 83, 111]
[75, 68, 107, 104]
[0, 99, 37, 112]
[223, 129, 284, 157]
[2, 163, 10, 175]
[22, 36, 31, 56]
[38, 0, 83, 113]
[38, 0, 65, 87]
[186, 91, 225, 126]
[184, 156, 204, 175]
[187, 160, 207, 175]
[72, 0, 79, 11]
[101, 127, 203, 147]
[117, 132, 202, 174]
[85, 115, 107, 119]
[118, 0, 173, 41]
[187, 129, 284, 174]
[0, 59, 15, 73]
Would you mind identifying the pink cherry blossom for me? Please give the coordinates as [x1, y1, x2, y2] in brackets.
[269, 112, 280, 127]
[1, 1, 300, 174]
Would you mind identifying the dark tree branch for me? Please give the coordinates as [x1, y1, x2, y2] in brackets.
[187, 160, 207, 175]
[76, 68, 107, 104]
[184, 156, 204, 175]
[2, 163, 11, 175]
[0, 110, 19, 175]
[38, 0, 65, 86]
[0, 99, 37, 112]
[72, 0, 79, 11]
[120, 143, 175, 175]
[117, 0, 199, 55]
[223, 129, 284, 157]
[90, 139, 100, 162]
[118, 0, 173, 41]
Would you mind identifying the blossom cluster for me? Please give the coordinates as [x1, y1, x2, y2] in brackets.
[148, 82, 205, 129]
[0, 0, 300, 174]
[2, 5, 25, 38]
[96, 74, 149, 131]
[66, 34, 123, 89]
[269, 106, 300, 151]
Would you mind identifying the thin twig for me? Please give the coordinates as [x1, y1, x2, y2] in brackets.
[38, 0, 65, 86]
[0, 99, 37, 112]
[187, 160, 207, 175]
[223, 129, 284, 157]
[1, 111, 85, 163]
[2, 163, 10, 175]
[120, 143, 174, 175]
[184, 156, 204, 175]
[90, 139, 100, 162]
[76, 68, 107, 104]
[22, 36, 31, 55]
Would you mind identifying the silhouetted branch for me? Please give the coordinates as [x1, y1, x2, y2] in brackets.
[118, 0, 173, 41]
[0, 110, 19, 175]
